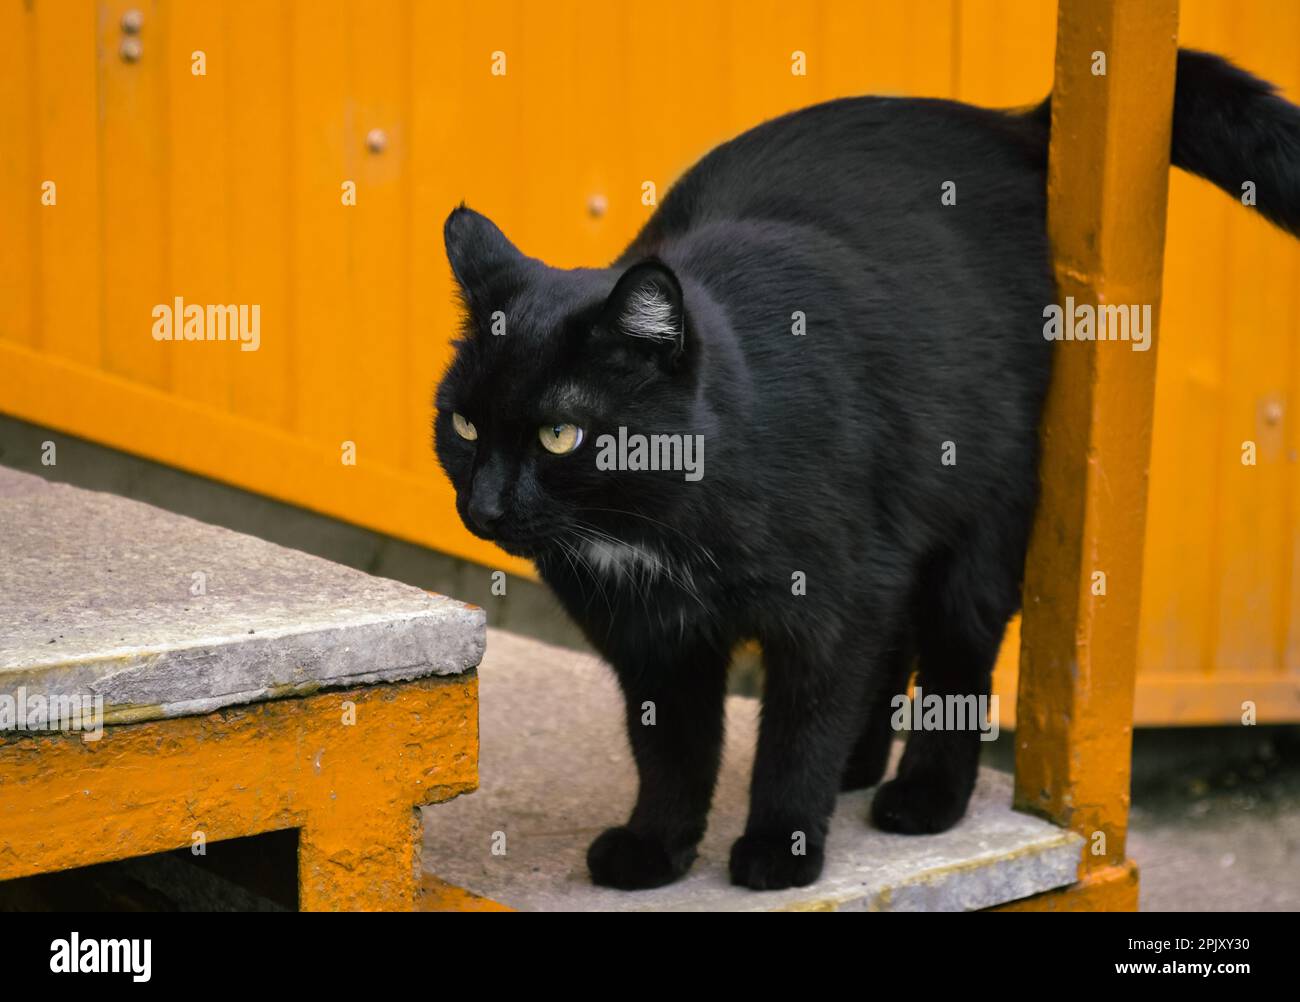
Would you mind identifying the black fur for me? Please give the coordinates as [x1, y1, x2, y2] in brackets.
[433, 49, 1300, 891]
[1171, 49, 1300, 235]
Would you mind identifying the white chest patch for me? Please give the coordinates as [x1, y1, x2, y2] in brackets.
[583, 539, 665, 581]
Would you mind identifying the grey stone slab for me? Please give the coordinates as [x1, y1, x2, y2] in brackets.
[0, 466, 485, 724]
[422, 629, 1083, 912]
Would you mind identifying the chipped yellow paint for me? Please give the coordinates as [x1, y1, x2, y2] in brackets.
[991, 861, 1140, 912]
[0, 675, 478, 911]
[419, 874, 513, 912]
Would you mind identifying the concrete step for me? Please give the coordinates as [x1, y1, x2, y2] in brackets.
[421, 629, 1083, 911]
[0, 467, 483, 724]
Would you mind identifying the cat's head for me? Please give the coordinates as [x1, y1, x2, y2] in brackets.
[433, 206, 702, 560]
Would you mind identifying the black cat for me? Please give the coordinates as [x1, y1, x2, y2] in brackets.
[434, 50, 1300, 891]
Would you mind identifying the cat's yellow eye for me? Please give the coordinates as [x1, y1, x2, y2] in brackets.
[451, 412, 478, 442]
[539, 422, 583, 455]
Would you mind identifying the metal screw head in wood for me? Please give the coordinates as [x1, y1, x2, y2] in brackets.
[120, 37, 142, 62]
[121, 9, 143, 33]
[366, 128, 387, 154]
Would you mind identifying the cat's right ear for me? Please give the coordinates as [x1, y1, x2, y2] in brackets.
[444, 205, 523, 308]
[596, 259, 686, 370]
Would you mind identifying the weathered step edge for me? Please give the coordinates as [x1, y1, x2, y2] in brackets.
[0, 466, 486, 725]
[5, 606, 486, 726]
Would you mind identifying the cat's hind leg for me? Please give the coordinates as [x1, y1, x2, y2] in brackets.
[870, 535, 1019, 835]
[840, 636, 914, 791]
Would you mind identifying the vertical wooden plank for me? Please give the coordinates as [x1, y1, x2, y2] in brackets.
[1014, 0, 1178, 881]
[1287, 37, 1300, 687]
[167, 0, 230, 408]
[899, 0, 960, 97]
[1213, 5, 1295, 689]
[511, 0, 575, 265]
[349, 0, 407, 470]
[825, 0, 895, 94]
[411, 0, 464, 487]
[728, 0, 821, 131]
[33, 0, 102, 366]
[1138, 0, 1228, 698]
[409, 0, 520, 569]
[820, 0, 957, 99]
[567, 0, 624, 271]
[288, 0, 351, 446]
[1210, 5, 1300, 705]
[99, 0, 170, 390]
[955, 0, 1056, 106]
[0, 0, 37, 350]
[227, 0, 292, 430]
[621, 0, 730, 247]
[445, 0, 524, 246]
[1289, 213, 1300, 683]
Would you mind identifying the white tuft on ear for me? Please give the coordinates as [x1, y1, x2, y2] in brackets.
[620, 285, 679, 342]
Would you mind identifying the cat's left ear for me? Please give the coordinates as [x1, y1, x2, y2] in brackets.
[598, 259, 686, 367]
[444, 205, 524, 308]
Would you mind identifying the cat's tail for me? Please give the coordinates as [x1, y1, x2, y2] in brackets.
[1170, 49, 1300, 235]
[1028, 48, 1300, 236]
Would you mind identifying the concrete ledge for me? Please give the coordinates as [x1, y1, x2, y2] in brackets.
[0, 467, 485, 724]
[422, 629, 1083, 911]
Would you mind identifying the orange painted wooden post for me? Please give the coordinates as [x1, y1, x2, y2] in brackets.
[1005, 0, 1179, 911]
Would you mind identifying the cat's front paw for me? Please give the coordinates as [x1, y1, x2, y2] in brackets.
[728, 832, 824, 890]
[587, 826, 694, 890]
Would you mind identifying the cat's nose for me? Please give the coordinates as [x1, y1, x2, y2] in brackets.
[468, 454, 511, 533]
[468, 496, 504, 531]
[467, 487, 506, 532]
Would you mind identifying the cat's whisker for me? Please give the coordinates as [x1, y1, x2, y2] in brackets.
[553, 537, 593, 612]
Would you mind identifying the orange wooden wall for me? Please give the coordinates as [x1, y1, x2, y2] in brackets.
[0, 0, 1296, 723]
